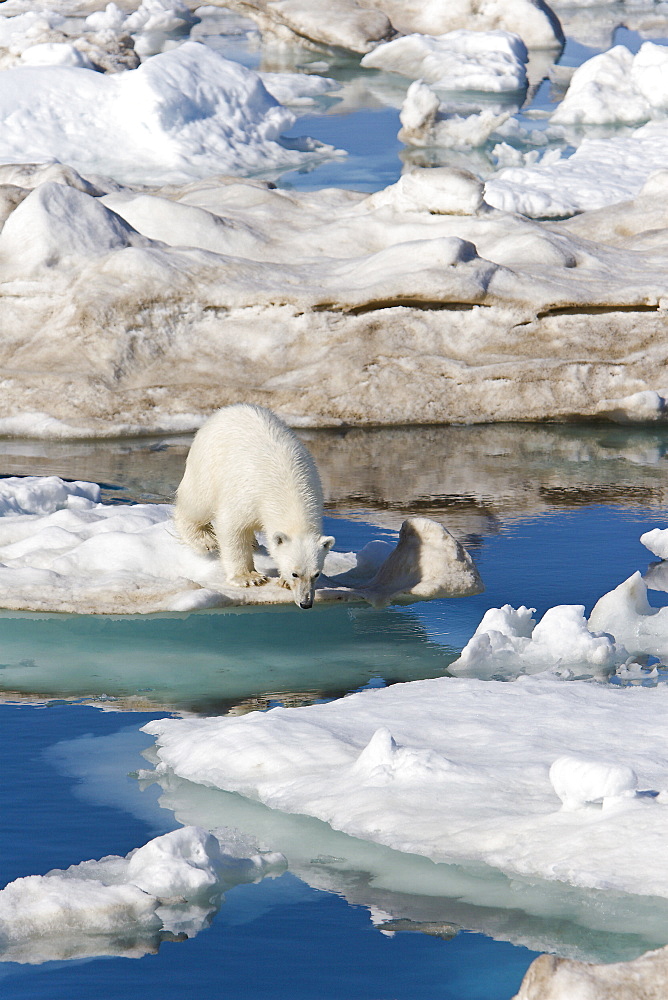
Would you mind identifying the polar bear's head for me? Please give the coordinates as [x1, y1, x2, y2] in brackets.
[271, 531, 335, 609]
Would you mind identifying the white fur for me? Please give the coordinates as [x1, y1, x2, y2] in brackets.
[174, 404, 335, 608]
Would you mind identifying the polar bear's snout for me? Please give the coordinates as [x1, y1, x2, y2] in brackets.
[272, 532, 335, 609]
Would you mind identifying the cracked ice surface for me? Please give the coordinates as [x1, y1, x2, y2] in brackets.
[0, 477, 481, 613]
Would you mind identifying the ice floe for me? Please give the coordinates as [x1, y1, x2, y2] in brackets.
[2, 166, 668, 432]
[144, 672, 668, 897]
[0, 476, 482, 613]
[0, 826, 285, 963]
[0, 42, 339, 185]
[361, 30, 529, 93]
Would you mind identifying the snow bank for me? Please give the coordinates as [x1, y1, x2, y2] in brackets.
[0, 826, 284, 963]
[449, 603, 632, 680]
[0, 42, 338, 185]
[361, 30, 528, 93]
[0, 477, 481, 613]
[144, 673, 668, 897]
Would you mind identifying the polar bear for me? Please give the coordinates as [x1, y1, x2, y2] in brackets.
[174, 404, 335, 609]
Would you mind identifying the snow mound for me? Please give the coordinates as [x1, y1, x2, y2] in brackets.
[549, 756, 638, 812]
[0, 477, 482, 614]
[0, 826, 285, 963]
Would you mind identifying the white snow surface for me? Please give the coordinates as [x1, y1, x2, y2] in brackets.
[0, 477, 482, 614]
[0, 41, 338, 185]
[144, 672, 668, 897]
[0, 826, 285, 962]
[361, 29, 528, 93]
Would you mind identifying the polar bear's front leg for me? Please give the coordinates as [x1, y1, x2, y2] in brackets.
[213, 515, 268, 588]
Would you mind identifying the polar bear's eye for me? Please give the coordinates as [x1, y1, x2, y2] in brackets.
[313, 572, 320, 579]
[292, 572, 299, 578]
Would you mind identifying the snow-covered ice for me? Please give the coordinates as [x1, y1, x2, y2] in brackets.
[0, 477, 482, 613]
[0, 42, 339, 185]
[361, 30, 529, 94]
[0, 826, 285, 963]
[144, 672, 668, 898]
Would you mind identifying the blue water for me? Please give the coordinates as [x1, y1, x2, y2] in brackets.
[1, 425, 667, 996]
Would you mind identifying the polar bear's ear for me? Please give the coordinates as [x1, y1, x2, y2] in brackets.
[273, 532, 289, 547]
[320, 535, 335, 551]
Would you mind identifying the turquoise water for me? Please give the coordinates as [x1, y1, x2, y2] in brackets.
[1, 424, 668, 996]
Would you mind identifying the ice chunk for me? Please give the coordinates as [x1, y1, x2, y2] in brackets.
[641, 527, 668, 560]
[514, 945, 668, 1000]
[450, 603, 629, 680]
[0, 826, 285, 962]
[361, 30, 528, 94]
[399, 80, 511, 148]
[589, 572, 668, 659]
[552, 42, 668, 128]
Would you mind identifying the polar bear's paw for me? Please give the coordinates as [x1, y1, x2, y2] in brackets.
[230, 571, 269, 588]
[277, 577, 292, 590]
